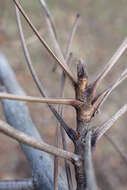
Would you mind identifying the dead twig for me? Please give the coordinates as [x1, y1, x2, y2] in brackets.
[14, 4, 77, 142]
[0, 92, 80, 106]
[84, 131, 98, 190]
[93, 104, 127, 143]
[13, 0, 76, 85]
[88, 38, 127, 100]
[65, 13, 80, 62]
[92, 68, 127, 111]
[0, 119, 80, 162]
[39, 0, 57, 38]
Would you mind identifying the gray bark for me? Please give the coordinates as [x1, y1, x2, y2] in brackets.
[0, 52, 67, 190]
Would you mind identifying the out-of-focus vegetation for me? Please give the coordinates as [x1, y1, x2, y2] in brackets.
[0, 0, 127, 189]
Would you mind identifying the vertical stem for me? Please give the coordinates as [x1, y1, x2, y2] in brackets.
[74, 61, 89, 190]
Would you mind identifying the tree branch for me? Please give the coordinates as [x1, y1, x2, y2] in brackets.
[0, 52, 68, 190]
[54, 13, 80, 188]
[14, 4, 77, 141]
[84, 131, 98, 190]
[40, 0, 66, 72]
[13, 0, 76, 85]
[92, 68, 127, 111]
[55, 56, 74, 190]
[0, 119, 79, 162]
[88, 38, 127, 100]
[93, 104, 127, 143]
[39, 0, 57, 39]
[65, 13, 80, 62]
[0, 92, 79, 106]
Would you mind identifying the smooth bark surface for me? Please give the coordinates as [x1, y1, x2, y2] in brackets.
[0, 52, 67, 190]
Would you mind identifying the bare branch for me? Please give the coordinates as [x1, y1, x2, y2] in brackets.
[84, 131, 98, 190]
[104, 134, 127, 166]
[55, 16, 76, 186]
[94, 104, 127, 142]
[14, 4, 77, 141]
[53, 12, 79, 72]
[13, 0, 76, 84]
[54, 124, 59, 190]
[65, 13, 80, 62]
[0, 52, 68, 189]
[92, 68, 127, 111]
[14, 4, 45, 95]
[0, 93, 78, 142]
[88, 38, 127, 100]
[57, 54, 74, 190]
[54, 154, 59, 190]
[0, 119, 80, 162]
[0, 92, 79, 106]
[41, 0, 66, 70]
[39, 0, 57, 38]
[0, 178, 35, 190]
[52, 15, 80, 187]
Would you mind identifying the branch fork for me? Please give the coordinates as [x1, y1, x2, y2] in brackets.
[1, 0, 127, 189]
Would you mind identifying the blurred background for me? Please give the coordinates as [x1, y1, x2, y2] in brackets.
[0, 0, 127, 189]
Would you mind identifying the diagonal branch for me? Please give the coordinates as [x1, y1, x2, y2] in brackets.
[39, 0, 57, 38]
[53, 13, 80, 72]
[93, 103, 127, 143]
[0, 92, 80, 106]
[13, 0, 76, 85]
[65, 13, 80, 62]
[84, 131, 98, 190]
[88, 38, 127, 100]
[0, 119, 80, 162]
[14, 4, 77, 142]
[0, 93, 78, 142]
[40, 0, 66, 71]
[92, 68, 127, 111]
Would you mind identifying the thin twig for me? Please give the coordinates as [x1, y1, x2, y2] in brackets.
[89, 38, 127, 100]
[54, 125, 59, 190]
[39, 0, 57, 38]
[84, 131, 98, 190]
[14, 5, 77, 141]
[104, 134, 127, 166]
[92, 68, 127, 111]
[13, 0, 76, 85]
[53, 13, 80, 71]
[0, 94, 78, 142]
[0, 92, 78, 106]
[55, 14, 80, 189]
[0, 119, 80, 162]
[41, 0, 66, 69]
[12, 28, 44, 48]
[0, 52, 68, 189]
[65, 13, 80, 62]
[94, 104, 127, 142]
